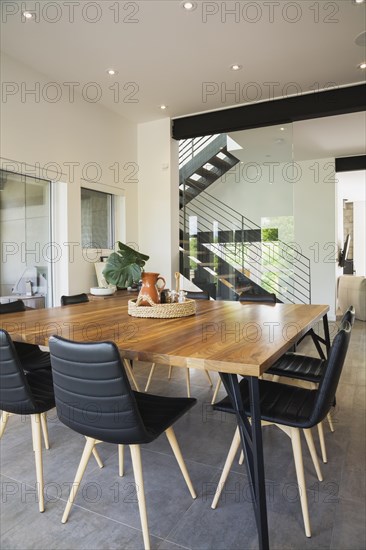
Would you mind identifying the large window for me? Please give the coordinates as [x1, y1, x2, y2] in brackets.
[0, 169, 52, 306]
[81, 188, 113, 249]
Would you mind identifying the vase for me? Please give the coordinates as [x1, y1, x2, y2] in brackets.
[138, 272, 166, 306]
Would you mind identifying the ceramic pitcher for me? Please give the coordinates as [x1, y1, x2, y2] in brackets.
[138, 272, 166, 306]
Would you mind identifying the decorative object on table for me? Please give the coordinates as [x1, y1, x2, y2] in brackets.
[178, 290, 187, 303]
[160, 289, 171, 303]
[90, 287, 115, 296]
[137, 272, 166, 306]
[102, 242, 149, 289]
[128, 295, 196, 318]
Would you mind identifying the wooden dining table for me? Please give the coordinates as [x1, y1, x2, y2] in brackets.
[1, 293, 330, 550]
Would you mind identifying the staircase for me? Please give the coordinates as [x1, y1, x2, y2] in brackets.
[179, 136, 311, 304]
[179, 135, 240, 208]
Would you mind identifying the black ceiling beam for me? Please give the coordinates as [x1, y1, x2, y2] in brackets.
[172, 84, 366, 140]
[335, 155, 366, 172]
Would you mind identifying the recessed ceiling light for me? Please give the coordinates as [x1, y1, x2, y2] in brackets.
[23, 11, 33, 19]
[230, 64, 242, 71]
[280, 127, 286, 131]
[107, 69, 118, 76]
[182, 2, 196, 10]
[160, 105, 167, 110]
[358, 62, 366, 70]
[353, 0, 365, 4]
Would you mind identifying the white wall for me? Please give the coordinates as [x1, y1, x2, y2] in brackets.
[336, 170, 366, 276]
[137, 118, 179, 289]
[293, 159, 337, 319]
[0, 53, 138, 301]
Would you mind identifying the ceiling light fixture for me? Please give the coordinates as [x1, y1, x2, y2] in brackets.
[160, 105, 167, 110]
[353, 0, 365, 4]
[107, 69, 118, 76]
[358, 62, 366, 69]
[280, 127, 286, 131]
[23, 11, 33, 19]
[182, 2, 196, 10]
[230, 64, 242, 71]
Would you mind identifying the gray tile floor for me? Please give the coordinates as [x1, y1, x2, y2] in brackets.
[1, 319, 365, 550]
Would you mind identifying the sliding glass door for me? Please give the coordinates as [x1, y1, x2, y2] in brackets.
[0, 169, 52, 307]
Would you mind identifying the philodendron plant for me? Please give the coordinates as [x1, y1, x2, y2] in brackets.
[103, 242, 150, 288]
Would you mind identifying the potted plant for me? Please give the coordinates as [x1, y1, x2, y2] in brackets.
[103, 242, 150, 289]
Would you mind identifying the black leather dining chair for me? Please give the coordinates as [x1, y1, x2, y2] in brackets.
[145, 290, 213, 395]
[0, 329, 55, 512]
[60, 293, 89, 306]
[211, 321, 352, 538]
[61, 292, 140, 390]
[49, 335, 197, 550]
[0, 301, 53, 446]
[266, 306, 355, 462]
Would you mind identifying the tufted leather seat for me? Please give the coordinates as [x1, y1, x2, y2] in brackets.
[49, 335, 197, 549]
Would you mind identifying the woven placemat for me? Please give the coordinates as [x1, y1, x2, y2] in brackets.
[128, 295, 196, 318]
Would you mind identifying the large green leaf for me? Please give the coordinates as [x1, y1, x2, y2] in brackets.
[103, 243, 149, 287]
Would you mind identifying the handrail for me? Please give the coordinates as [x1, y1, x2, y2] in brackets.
[179, 138, 311, 304]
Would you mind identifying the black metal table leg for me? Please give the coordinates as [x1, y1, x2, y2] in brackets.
[220, 373, 269, 550]
[322, 314, 331, 357]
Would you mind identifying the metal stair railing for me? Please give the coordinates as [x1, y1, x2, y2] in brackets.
[179, 135, 219, 169]
[179, 190, 311, 304]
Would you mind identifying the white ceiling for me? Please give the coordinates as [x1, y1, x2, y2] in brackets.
[1, 0, 366, 123]
[1, 0, 365, 161]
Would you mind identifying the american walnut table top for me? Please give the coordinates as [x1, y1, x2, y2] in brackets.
[1, 294, 328, 378]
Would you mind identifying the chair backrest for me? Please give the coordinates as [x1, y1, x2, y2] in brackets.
[0, 300, 26, 314]
[310, 321, 352, 425]
[0, 330, 38, 415]
[61, 293, 89, 306]
[186, 290, 210, 300]
[238, 293, 277, 304]
[341, 305, 355, 327]
[48, 335, 148, 444]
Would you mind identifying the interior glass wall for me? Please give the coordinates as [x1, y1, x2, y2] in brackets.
[179, 124, 311, 303]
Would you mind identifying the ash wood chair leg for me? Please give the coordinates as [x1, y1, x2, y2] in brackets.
[185, 368, 191, 398]
[211, 378, 221, 405]
[118, 445, 124, 477]
[123, 358, 140, 392]
[40, 413, 49, 450]
[290, 428, 311, 538]
[92, 448, 104, 469]
[62, 437, 96, 524]
[31, 414, 44, 513]
[168, 366, 173, 379]
[204, 370, 213, 387]
[303, 428, 323, 481]
[165, 426, 196, 499]
[317, 422, 328, 463]
[327, 412, 335, 433]
[211, 427, 241, 509]
[144, 363, 156, 392]
[238, 450, 244, 465]
[0, 411, 10, 438]
[129, 445, 150, 550]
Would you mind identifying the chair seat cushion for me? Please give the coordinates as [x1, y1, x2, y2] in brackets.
[14, 342, 52, 372]
[134, 392, 196, 439]
[213, 379, 318, 429]
[267, 353, 325, 383]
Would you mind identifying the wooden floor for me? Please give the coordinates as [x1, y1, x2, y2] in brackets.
[1, 317, 365, 550]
